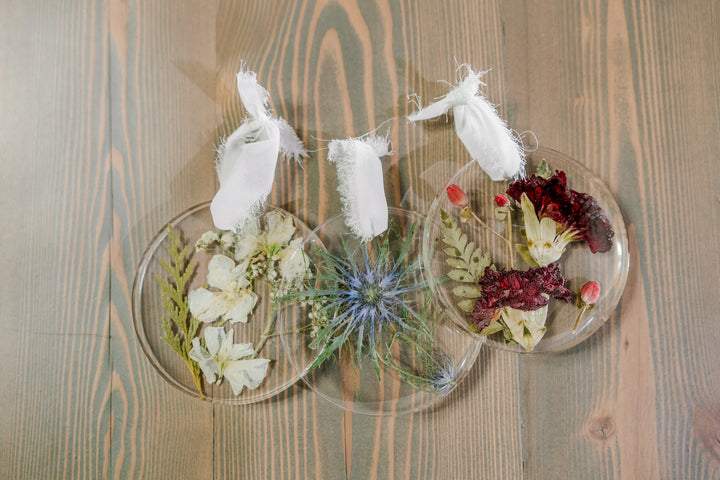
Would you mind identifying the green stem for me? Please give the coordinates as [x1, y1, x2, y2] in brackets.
[470, 211, 514, 269]
[252, 310, 276, 358]
[573, 305, 588, 333]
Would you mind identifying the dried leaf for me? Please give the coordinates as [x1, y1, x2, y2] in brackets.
[516, 244, 538, 267]
[479, 321, 504, 336]
[457, 299, 476, 312]
[446, 258, 468, 269]
[447, 269, 474, 282]
[452, 285, 483, 298]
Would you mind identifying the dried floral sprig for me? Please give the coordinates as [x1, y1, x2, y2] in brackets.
[506, 171, 614, 266]
[285, 221, 455, 393]
[290, 222, 425, 375]
[573, 281, 601, 333]
[439, 209, 491, 313]
[470, 264, 573, 350]
[194, 209, 310, 360]
[157, 225, 203, 395]
[380, 307, 458, 395]
[446, 185, 515, 268]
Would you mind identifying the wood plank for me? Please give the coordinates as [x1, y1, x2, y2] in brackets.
[107, 0, 218, 478]
[0, 0, 111, 478]
[504, 0, 720, 477]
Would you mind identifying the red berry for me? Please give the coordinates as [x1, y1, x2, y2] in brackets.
[494, 194, 511, 207]
[446, 184, 468, 208]
[580, 281, 601, 304]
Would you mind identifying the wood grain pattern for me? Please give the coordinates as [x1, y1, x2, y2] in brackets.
[2, 0, 720, 478]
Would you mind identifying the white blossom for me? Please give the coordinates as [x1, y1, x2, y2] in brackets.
[278, 238, 309, 286]
[189, 254, 257, 324]
[262, 210, 296, 247]
[195, 231, 219, 251]
[189, 326, 270, 395]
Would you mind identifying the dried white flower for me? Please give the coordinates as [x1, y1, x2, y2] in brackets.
[278, 238, 309, 286]
[262, 210, 296, 247]
[195, 231, 219, 251]
[220, 231, 236, 251]
[189, 326, 270, 395]
[188, 254, 257, 324]
[501, 305, 549, 351]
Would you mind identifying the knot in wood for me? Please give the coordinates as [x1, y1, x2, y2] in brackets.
[587, 415, 616, 441]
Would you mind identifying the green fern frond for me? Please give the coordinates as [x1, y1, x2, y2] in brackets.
[439, 209, 491, 285]
[157, 224, 204, 396]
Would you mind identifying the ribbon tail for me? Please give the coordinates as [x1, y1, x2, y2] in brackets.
[274, 116, 307, 164]
[211, 120, 280, 231]
[454, 96, 524, 181]
[328, 136, 389, 242]
[236, 68, 270, 119]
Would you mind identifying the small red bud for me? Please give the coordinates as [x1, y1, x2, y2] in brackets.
[580, 281, 601, 304]
[446, 184, 468, 208]
[494, 194, 511, 207]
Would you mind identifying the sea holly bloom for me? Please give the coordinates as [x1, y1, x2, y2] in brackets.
[188, 254, 258, 324]
[470, 264, 573, 350]
[573, 280, 601, 333]
[189, 326, 270, 395]
[506, 171, 614, 266]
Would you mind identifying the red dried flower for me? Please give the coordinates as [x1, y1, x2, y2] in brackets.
[580, 280, 601, 304]
[494, 194, 511, 207]
[506, 171, 614, 254]
[446, 184, 468, 208]
[469, 264, 573, 329]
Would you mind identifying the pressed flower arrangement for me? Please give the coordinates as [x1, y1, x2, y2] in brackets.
[133, 203, 317, 403]
[133, 61, 628, 411]
[278, 208, 481, 415]
[423, 148, 629, 353]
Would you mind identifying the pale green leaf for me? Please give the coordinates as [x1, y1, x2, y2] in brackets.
[516, 244, 538, 267]
[479, 321, 504, 336]
[447, 269, 474, 282]
[452, 285, 483, 298]
[457, 299, 476, 312]
[446, 258, 468, 269]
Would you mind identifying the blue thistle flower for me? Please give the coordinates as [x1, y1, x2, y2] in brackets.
[296, 222, 428, 373]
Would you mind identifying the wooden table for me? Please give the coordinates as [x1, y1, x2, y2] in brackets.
[2, 0, 720, 478]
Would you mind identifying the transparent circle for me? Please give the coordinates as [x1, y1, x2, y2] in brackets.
[423, 148, 630, 353]
[278, 207, 482, 416]
[132, 202, 313, 404]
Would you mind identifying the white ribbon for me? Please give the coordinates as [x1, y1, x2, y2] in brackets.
[211, 67, 307, 231]
[408, 66, 524, 181]
[328, 135, 390, 242]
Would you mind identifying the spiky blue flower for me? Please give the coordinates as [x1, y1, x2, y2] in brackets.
[297, 222, 427, 373]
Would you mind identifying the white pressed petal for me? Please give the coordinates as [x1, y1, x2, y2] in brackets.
[230, 342, 256, 360]
[207, 254, 237, 290]
[264, 210, 296, 246]
[234, 224, 260, 262]
[224, 291, 258, 324]
[189, 337, 219, 384]
[279, 240, 308, 283]
[203, 326, 228, 357]
[188, 288, 229, 324]
[223, 358, 271, 395]
[501, 306, 549, 351]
